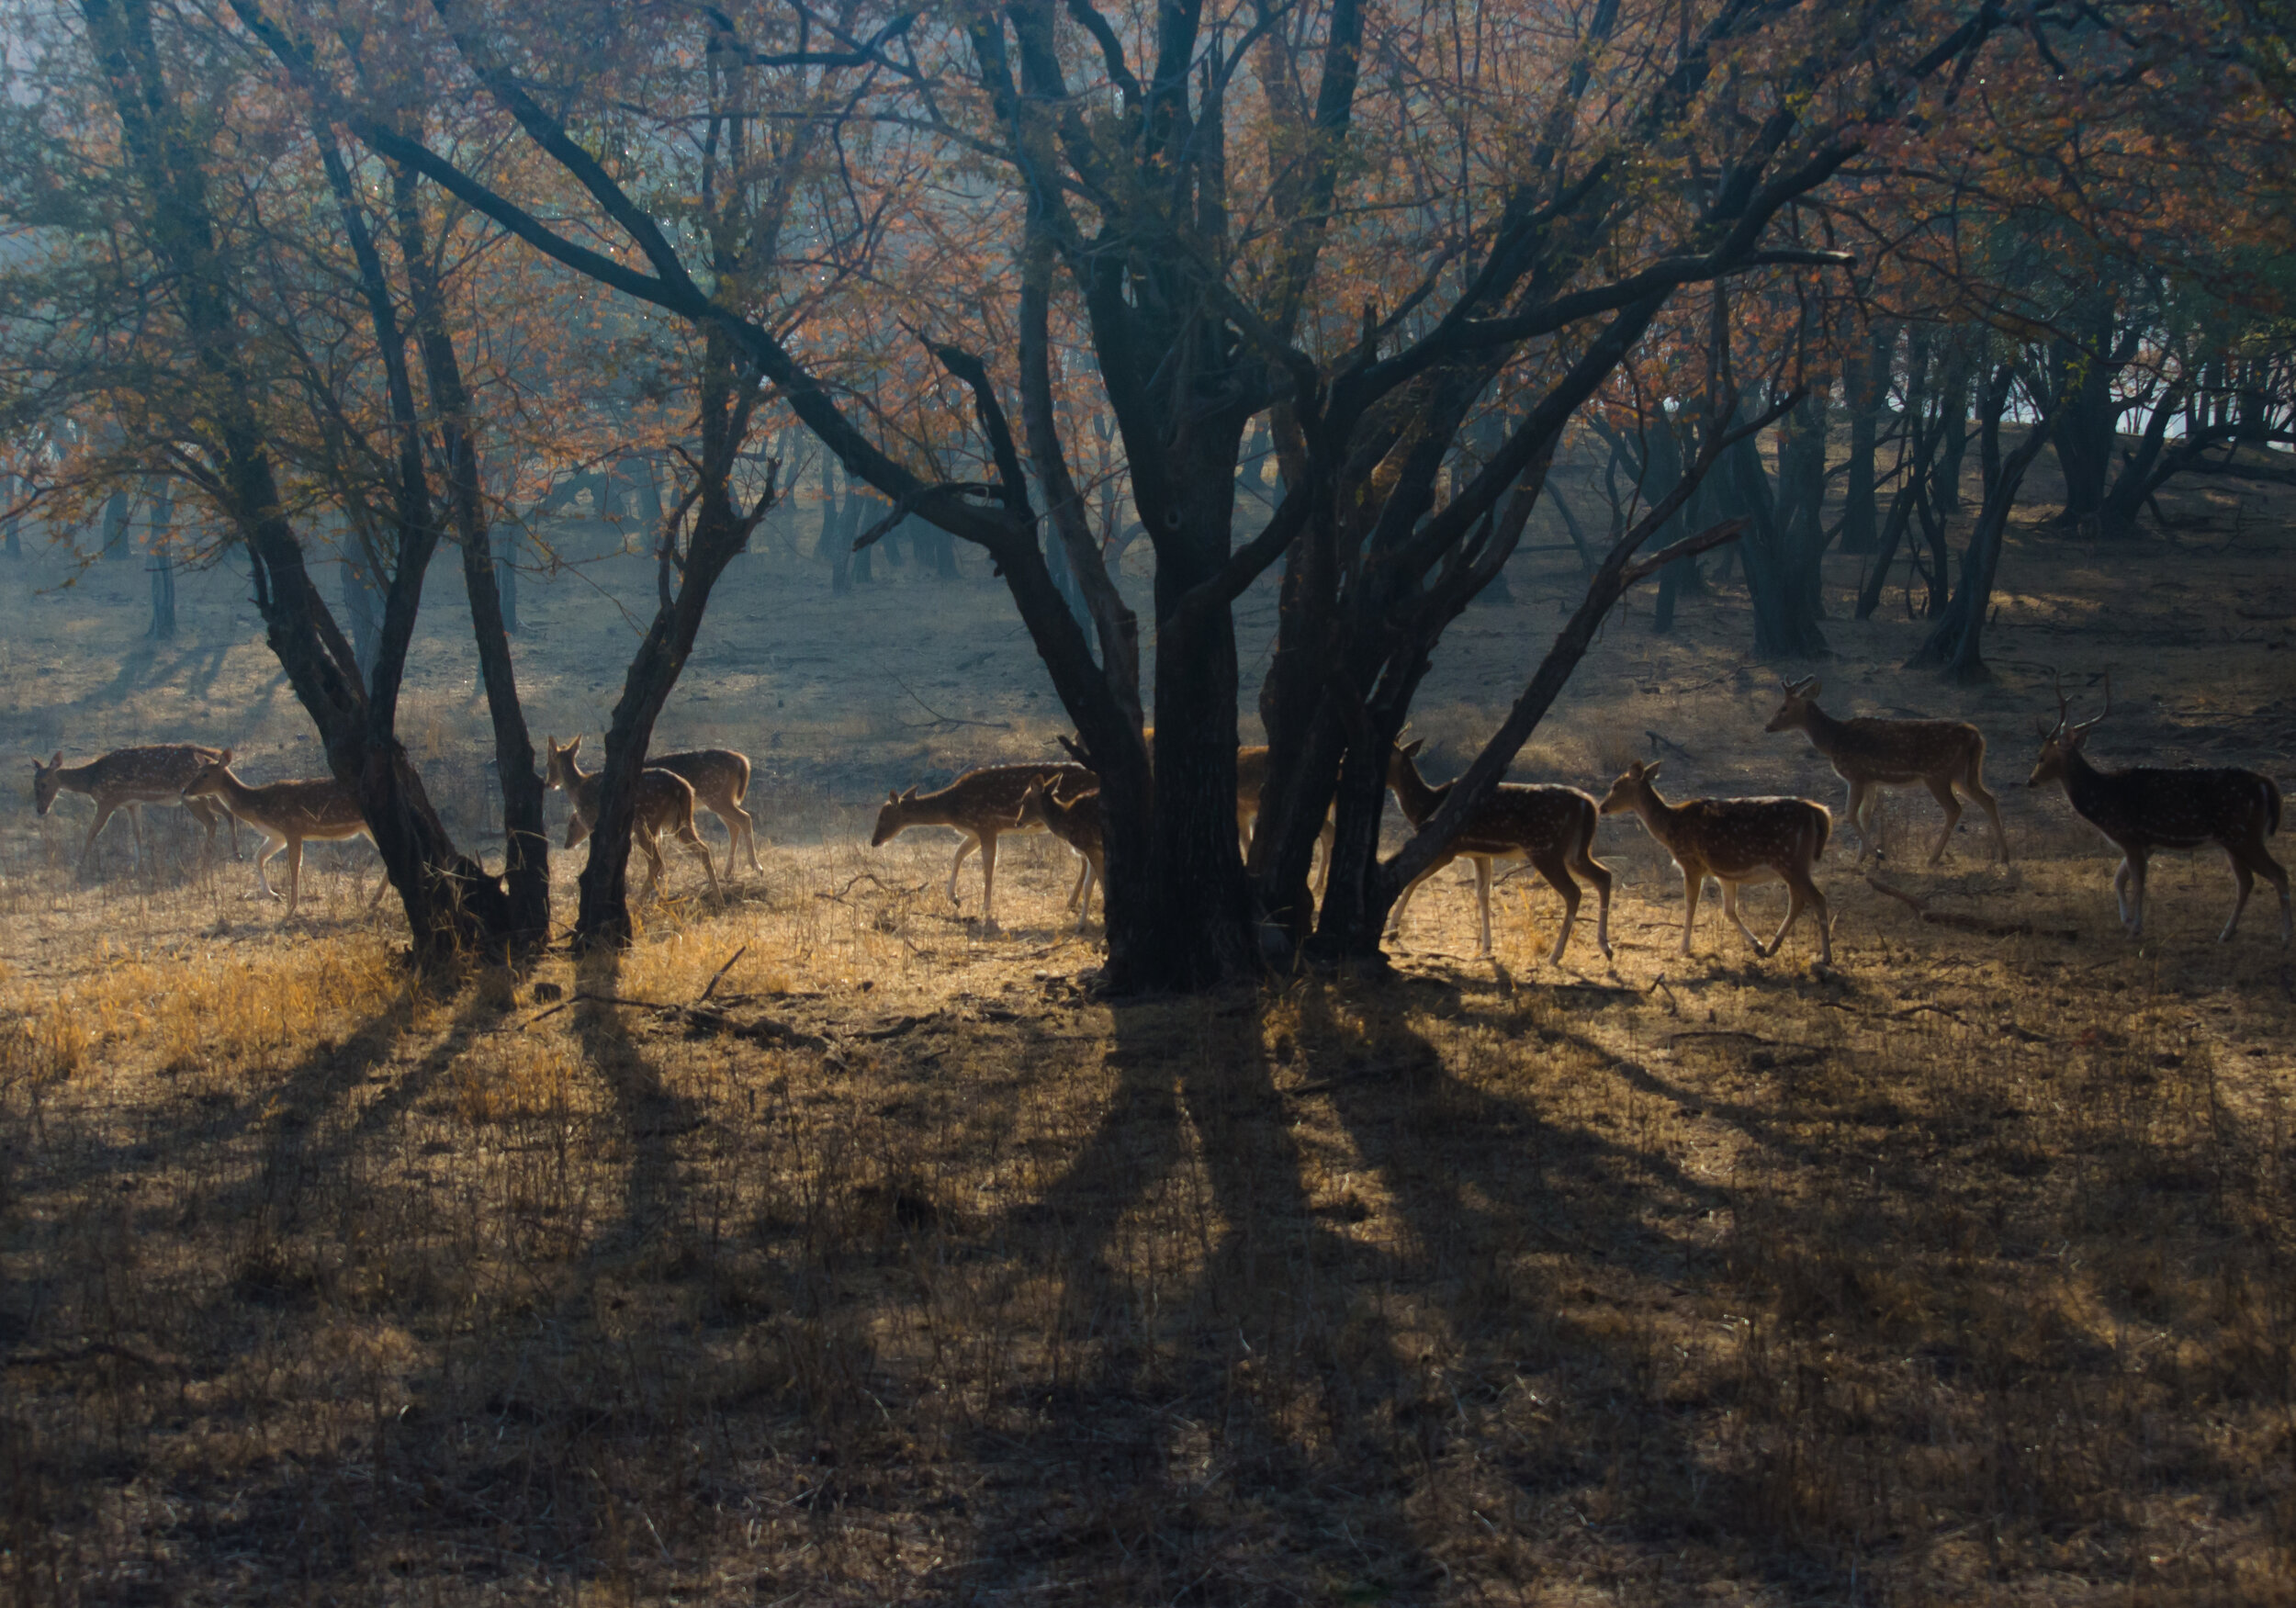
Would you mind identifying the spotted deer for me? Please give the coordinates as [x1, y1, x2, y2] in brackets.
[2027, 676, 2289, 945]
[184, 751, 381, 918]
[650, 748, 763, 876]
[33, 744, 242, 870]
[1764, 677, 2006, 864]
[1384, 740, 1613, 963]
[1598, 760, 1833, 964]
[1017, 779, 1105, 933]
[545, 737, 719, 900]
[872, 763, 1095, 929]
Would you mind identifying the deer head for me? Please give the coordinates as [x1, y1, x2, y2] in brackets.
[1763, 676, 1823, 734]
[184, 748, 237, 799]
[2028, 672, 2110, 789]
[871, 785, 920, 846]
[544, 736, 583, 792]
[30, 750, 62, 815]
[1598, 759, 1662, 815]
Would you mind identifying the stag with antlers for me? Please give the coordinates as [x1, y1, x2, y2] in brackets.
[2028, 676, 2289, 945]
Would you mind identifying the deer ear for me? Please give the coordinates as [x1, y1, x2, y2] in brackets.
[1644, 760, 1663, 782]
[884, 789, 899, 804]
[1804, 679, 1822, 699]
[568, 735, 582, 757]
[1401, 738, 1424, 759]
[218, 748, 234, 765]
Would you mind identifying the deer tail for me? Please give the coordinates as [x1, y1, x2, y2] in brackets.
[2264, 776, 2283, 838]
[1811, 804, 1832, 863]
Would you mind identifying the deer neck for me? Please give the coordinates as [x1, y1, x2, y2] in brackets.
[2061, 744, 2110, 802]
[197, 768, 256, 811]
[1627, 782, 1683, 844]
[1798, 703, 1847, 755]
[56, 760, 102, 796]
[1390, 760, 1445, 826]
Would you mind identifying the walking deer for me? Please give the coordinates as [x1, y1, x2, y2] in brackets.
[1599, 760, 1834, 964]
[184, 751, 380, 918]
[650, 748, 763, 876]
[1764, 677, 2006, 864]
[871, 763, 1094, 929]
[1017, 779, 1105, 933]
[545, 737, 719, 900]
[33, 744, 242, 870]
[2027, 676, 2289, 945]
[1384, 740, 1613, 963]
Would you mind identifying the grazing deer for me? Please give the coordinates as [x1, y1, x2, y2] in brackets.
[651, 748, 764, 876]
[33, 744, 242, 870]
[1384, 740, 1613, 963]
[1598, 760, 1833, 964]
[184, 751, 381, 918]
[2027, 676, 2289, 945]
[871, 763, 1093, 929]
[1765, 676, 2007, 865]
[545, 736, 719, 900]
[1018, 779, 1105, 933]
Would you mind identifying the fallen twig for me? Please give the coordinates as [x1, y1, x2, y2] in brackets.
[698, 944, 748, 1004]
[1645, 730, 1694, 760]
[524, 990, 828, 1049]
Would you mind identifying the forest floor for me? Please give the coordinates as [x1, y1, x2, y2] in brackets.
[2, 455, 2295, 1603]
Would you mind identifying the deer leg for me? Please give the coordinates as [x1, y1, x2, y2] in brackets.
[978, 832, 1000, 931]
[2258, 840, 2292, 947]
[1469, 856, 1495, 956]
[127, 802, 151, 871]
[947, 837, 979, 905]
[1679, 868, 1704, 956]
[186, 797, 219, 867]
[1720, 880, 1769, 956]
[2122, 848, 2152, 938]
[1572, 839, 1615, 959]
[1962, 767, 2009, 865]
[253, 834, 287, 901]
[1315, 818, 1336, 899]
[1923, 775, 1964, 865]
[1776, 864, 1831, 964]
[1842, 780, 1874, 861]
[366, 839, 388, 907]
[1074, 855, 1101, 934]
[284, 838, 304, 918]
[1065, 849, 1091, 911]
[1386, 854, 1451, 940]
[1532, 850, 1580, 965]
[76, 801, 118, 871]
[678, 822, 717, 893]
[726, 802, 763, 875]
[2219, 842, 2256, 942]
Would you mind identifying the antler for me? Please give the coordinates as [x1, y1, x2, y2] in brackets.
[2071, 670, 2112, 735]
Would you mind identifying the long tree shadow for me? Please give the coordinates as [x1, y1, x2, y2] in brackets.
[951, 991, 1454, 1601]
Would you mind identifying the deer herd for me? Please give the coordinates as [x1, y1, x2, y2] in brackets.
[27, 671, 2292, 961]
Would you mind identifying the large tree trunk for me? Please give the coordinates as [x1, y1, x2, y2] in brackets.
[1838, 321, 1892, 555]
[1731, 410, 1830, 659]
[573, 327, 767, 949]
[90, 0, 518, 960]
[391, 158, 550, 951]
[144, 480, 175, 639]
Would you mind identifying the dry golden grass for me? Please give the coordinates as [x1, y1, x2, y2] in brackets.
[5, 471, 2296, 1602]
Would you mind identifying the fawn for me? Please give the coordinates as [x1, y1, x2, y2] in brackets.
[1599, 760, 1833, 964]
